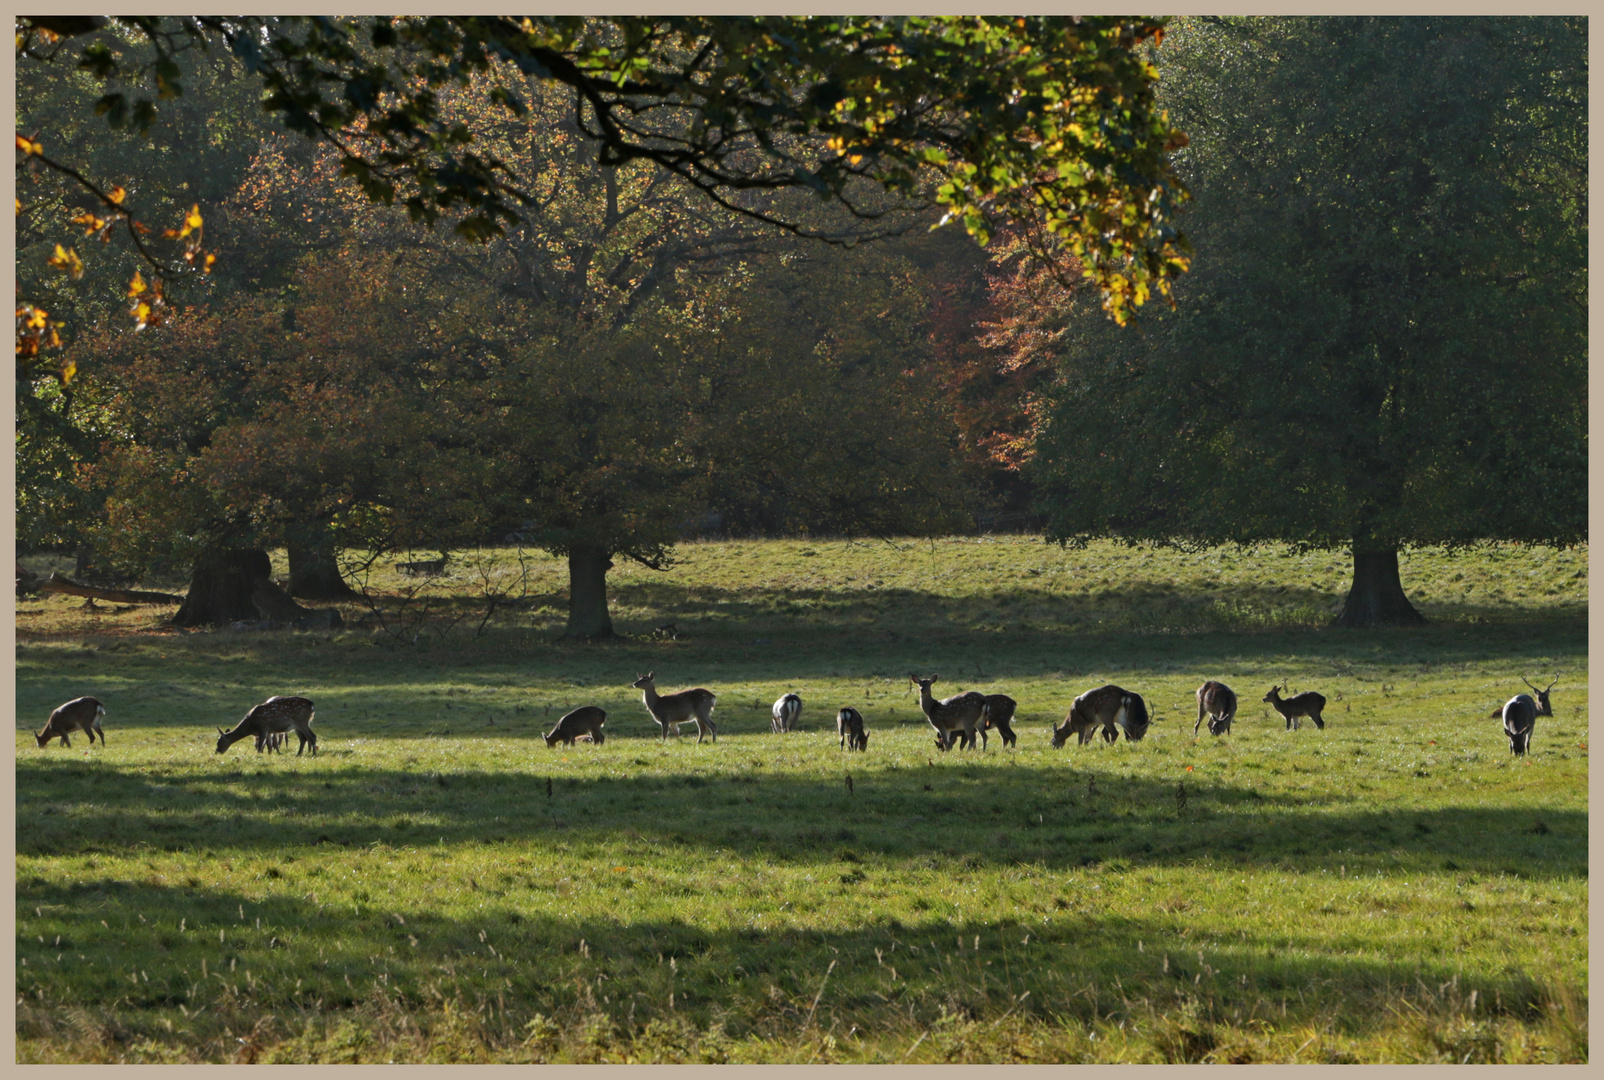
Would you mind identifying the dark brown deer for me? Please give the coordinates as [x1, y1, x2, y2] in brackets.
[1051, 685, 1150, 747]
[1263, 684, 1326, 731]
[772, 692, 801, 733]
[1194, 681, 1238, 737]
[978, 693, 1018, 749]
[837, 706, 869, 751]
[1487, 677, 1556, 721]
[217, 696, 317, 756]
[910, 675, 987, 751]
[632, 672, 717, 743]
[546, 706, 607, 747]
[1497, 678, 1554, 757]
[36, 696, 106, 747]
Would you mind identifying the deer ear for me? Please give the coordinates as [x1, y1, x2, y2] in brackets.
[217, 727, 226, 735]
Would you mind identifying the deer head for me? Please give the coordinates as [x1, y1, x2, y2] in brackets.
[1522, 676, 1557, 716]
[631, 672, 655, 690]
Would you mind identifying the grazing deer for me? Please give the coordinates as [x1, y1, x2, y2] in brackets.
[910, 675, 988, 751]
[1263, 684, 1326, 731]
[1194, 681, 1238, 737]
[837, 706, 869, 751]
[36, 696, 106, 748]
[547, 706, 607, 747]
[217, 695, 317, 756]
[1051, 685, 1150, 747]
[977, 693, 1018, 749]
[632, 672, 717, 744]
[772, 692, 801, 733]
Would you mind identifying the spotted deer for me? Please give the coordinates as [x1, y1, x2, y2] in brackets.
[216, 695, 317, 756]
[910, 675, 987, 751]
[632, 672, 717, 743]
[1262, 684, 1326, 731]
[772, 693, 801, 733]
[1051, 684, 1150, 747]
[546, 705, 607, 747]
[1194, 681, 1238, 737]
[36, 696, 106, 748]
[837, 706, 869, 751]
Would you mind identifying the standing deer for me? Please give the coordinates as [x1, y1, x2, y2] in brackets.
[1496, 678, 1554, 757]
[1263, 684, 1326, 731]
[256, 731, 286, 753]
[910, 675, 988, 752]
[1051, 685, 1150, 747]
[1487, 677, 1556, 721]
[772, 693, 801, 733]
[633, 672, 717, 744]
[837, 706, 869, 751]
[978, 693, 1018, 749]
[36, 696, 106, 747]
[1194, 681, 1238, 736]
[217, 695, 317, 756]
[547, 706, 607, 747]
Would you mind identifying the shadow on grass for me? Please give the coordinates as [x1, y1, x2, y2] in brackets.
[18, 758, 1586, 881]
[15, 872, 1574, 1058]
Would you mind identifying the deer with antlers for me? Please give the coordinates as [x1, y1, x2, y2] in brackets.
[1494, 677, 1555, 757]
[633, 673, 717, 743]
[1262, 683, 1326, 731]
[1194, 681, 1238, 737]
[910, 675, 988, 751]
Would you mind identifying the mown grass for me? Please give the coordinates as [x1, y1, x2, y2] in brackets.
[15, 538, 1588, 1062]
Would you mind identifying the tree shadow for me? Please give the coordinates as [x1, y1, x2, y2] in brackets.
[17, 758, 1586, 881]
[15, 873, 1571, 1054]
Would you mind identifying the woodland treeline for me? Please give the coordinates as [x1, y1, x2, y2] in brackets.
[15, 16, 1587, 635]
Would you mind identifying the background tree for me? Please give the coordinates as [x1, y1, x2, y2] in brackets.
[1011, 16, 1587, 627]
[16, 14, 1192, 383]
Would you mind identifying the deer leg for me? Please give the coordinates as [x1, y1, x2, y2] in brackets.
[1311, 710, 1325, 730]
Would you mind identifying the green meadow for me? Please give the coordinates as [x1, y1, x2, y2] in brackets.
[15, 537, 1588, 1062]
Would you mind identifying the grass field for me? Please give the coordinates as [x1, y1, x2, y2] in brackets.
[15, 537, 1588, 1062]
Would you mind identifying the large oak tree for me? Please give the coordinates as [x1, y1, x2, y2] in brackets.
[1011, 16, 1586, 626]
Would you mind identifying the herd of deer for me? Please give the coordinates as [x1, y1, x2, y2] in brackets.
[32, 675, 1558, 759]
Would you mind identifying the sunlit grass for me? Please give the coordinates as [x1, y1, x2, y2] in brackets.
[14, 538, 1587, 1062]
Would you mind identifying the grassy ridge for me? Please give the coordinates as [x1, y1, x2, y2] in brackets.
[15, 538, 1588, 1062]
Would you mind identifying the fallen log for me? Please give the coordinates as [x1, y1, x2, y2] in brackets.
[38, 572, 184, 606]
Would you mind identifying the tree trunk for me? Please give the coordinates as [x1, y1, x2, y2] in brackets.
[171, 548, 272, 627]
[286, 523, 358, 600]
[1333, 544, 1426, 628]
[564, 544, 615, 640]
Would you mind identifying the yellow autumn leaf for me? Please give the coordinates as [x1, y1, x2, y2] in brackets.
[108, 186, 127, 205]
[128, 271, 147, 297]
[61, 357, 77, 384]
[203, 253, 217, 273]
[15, 134, 41, 155]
